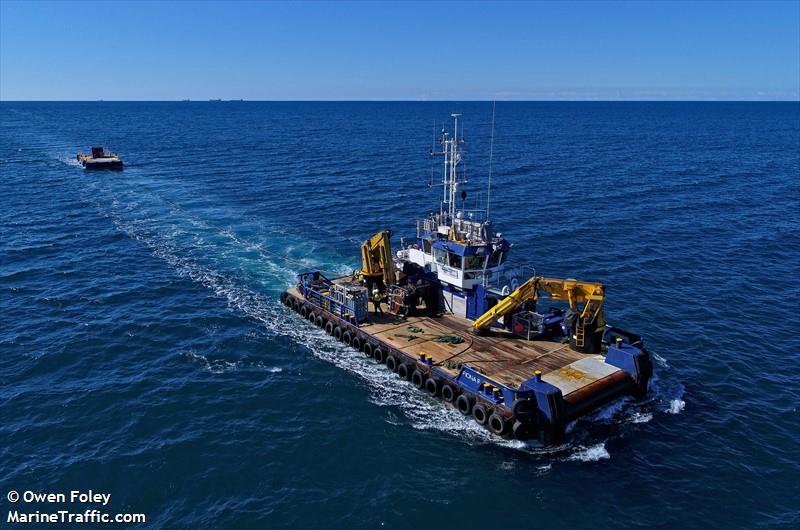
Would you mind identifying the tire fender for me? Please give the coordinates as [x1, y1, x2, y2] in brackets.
[511, 398, 538, 424]
[425, 377, 439, 397]
[411, 369, 425, 389]
[397, 363, 411, 380]
[488, 413, 508, 435]
[456, 394, 473, 415]
[441, 384, 456, 403]
[472, 404, 489, 425]
[512, 420, 534, 441]
[373, 347, 385, 363]
[385, 355, 398, 372]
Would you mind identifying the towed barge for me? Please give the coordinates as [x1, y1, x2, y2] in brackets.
[77, 147, 123, 170]
[281, 114, 652, 443]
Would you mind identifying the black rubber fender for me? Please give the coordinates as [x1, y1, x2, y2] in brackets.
[441, 384, 456, 403]
[333, 326, 343, 341]
[472, 404, 489, 425]
[314, 315, 324, 328]
[342, 330, 352, 346]
[373, 347, 385, 363]
[385, 355, 398, 372]
[456, 394, 472, 415]
[351, 335, 362, 352]
[397, 363, 411, 380]
[363, 342, 374, 358]
[411, 369, 425, 389]
[425, 377, 439, 397]
[488, 413, 508, 435]
[308, 311, 317, 323]
[511, 398, 538, 424]
[324, 321, 334, 335]
[280, 292, 288, 305]
[299, 305, 308, 318]
[512, 420, 534, 441]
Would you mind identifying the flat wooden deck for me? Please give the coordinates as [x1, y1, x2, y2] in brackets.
[288, 286, 623, 397]
[358, 311, 589, 386]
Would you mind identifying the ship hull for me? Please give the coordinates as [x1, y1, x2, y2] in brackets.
[282, 281, 652, 444]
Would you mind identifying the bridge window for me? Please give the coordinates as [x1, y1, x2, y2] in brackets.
[464, 255, 484, 270]
[433, 247, 447, 265]
[487, 250, 505, 268]
[448, 252, 462, 269]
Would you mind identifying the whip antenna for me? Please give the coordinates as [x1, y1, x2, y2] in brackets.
[487, 100, 496, 220]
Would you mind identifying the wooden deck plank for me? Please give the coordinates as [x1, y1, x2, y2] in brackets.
[289, 286, 616, 393]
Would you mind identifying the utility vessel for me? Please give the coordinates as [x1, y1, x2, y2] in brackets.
[77, 147, 123, 170]
[281, 114, 652, 443]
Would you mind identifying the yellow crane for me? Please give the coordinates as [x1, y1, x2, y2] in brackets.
[472, 276, 605, 352]
[359, 230, 394, 292]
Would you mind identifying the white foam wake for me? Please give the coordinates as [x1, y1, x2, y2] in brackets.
[666, 399, 686, 414]
[181, 351, 283, 375]
[568, 443, 610, 462]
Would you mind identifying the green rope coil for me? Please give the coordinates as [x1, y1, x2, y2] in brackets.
[435, 335, 464, 344]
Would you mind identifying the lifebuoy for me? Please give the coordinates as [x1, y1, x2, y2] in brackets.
[441, 384, 456, 403]
[456, 394, 472, 415]
[488, 413, 508, 435]
[511, 398, 537, 424]
[373, 347, 385, 363]
[385, 355, 398, 372]
[472, 404, 489, 425]
[411, 370, 425, 389]
[333, 326, 343, 341]
[425, 377, 439, 397]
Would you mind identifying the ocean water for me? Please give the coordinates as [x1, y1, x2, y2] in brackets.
[1, 101, 798, 528]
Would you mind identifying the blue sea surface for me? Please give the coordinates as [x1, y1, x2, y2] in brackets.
[1, 101, 799, 528]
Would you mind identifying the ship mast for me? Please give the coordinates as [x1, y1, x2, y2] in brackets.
[440, 113, 463, 223]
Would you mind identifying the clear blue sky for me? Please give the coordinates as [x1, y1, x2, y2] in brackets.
[1, 0, 798, 100]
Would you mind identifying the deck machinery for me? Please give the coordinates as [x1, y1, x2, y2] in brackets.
[282, 114, 652, 443]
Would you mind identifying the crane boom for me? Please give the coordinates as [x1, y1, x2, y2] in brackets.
[359, 230, 394, 291]
[472, 276, 540, 331]
[472, 275, 606, 352]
